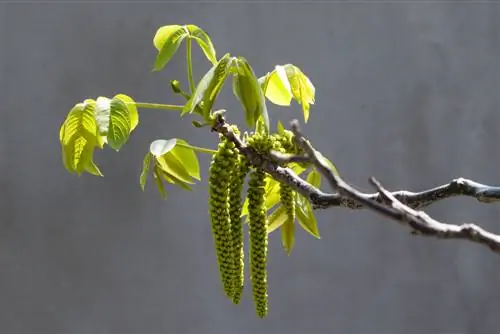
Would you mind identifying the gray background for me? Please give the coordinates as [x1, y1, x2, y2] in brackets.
[1, 1, 500, 333]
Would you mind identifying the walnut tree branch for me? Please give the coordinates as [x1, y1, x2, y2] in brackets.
[211, 115, 500, 254]
[290, 119, 500, 254]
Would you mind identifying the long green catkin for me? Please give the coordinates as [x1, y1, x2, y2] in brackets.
[247, 168, 269, 318]
[208, 135, 238, 298]
[229, 154, 250, 304]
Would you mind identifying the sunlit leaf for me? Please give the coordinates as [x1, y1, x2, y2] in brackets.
[114, 94, 139, 131]
[85, 160, 103, 177]
[307, 169, 321, 188]
[267, 205, 287, 233]
[153, 165, 167, 199]
[277, 120, 285, 135]
[94, 96, 111, 135]
[96, 135, 107, 149]
[296, 194, 320, 239]
[231, 56, 269, 131]
[153, 25, 188, 71]
[283, 64, 315, 123]
[317, 151, 339, 176]
[93, 94, 138, 150]
[261, 64, 315, 123]
[107, 98, 131, 151]
[281, 215, 295, 255]
[158, 168, 193, 191]
[140, 152, 152, 191]
[186, 24, 217, 64]
[60, 100, 99, 175]
[288, 162, 308, 176]
[150, 139, 177, 157]
[258, 72, 270, 93]
[156, 153, 195, 185]
[183, 53, 232, 117]
[169, 139, 200, 180]
[262, 65, 293, 106]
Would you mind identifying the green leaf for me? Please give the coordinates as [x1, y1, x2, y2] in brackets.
[153, 165, 167, 199]
[283, 64, 315, 123]
[183, 53, 232, 117]
[107, 98, 131, 151]
[149, 138, 197, 192]
[150, 139, 177, 157]
[281, 215, 295, 255]
[258, 72, 270, 93]
[307, 169, 321, 188]
[296, 194, 320, 239]
[140, 152, 152, 191]
[317, 151, 339, 176]
[231, 56, 269, 131]
[114, 94, 139, 131]
[85, 160, 103, 177]
[169, 139, 200, 180]
[158, 168, 193, 191]
[267, 205, 287, 233]
[261, 64, 315, 123]
[186, 24, 217, 64]
[277, 120, 285, 135]
[153, 25, 188, 71]
[261, 65, 293, 106]
[94, 96, 111, 136]
[289, 162, 308, 176]
[156, 153, 195, 185]
[94, 95, 137, 150]
[60, 100, 99, 175]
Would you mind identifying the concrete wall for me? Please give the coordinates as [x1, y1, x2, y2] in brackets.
[1, 2, 500, 333]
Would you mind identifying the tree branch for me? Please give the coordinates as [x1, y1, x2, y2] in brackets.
[212, 115, 500, 254]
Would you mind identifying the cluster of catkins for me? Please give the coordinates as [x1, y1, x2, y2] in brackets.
[208, 125, 300, 318]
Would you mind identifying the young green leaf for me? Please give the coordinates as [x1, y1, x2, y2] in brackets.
[283, 64, 315, 123]
[295, 194, 320, 239]
[153, 25, 188, 71]
[258, 72, 270, 93]
[288, 162, 308, 177]
[107, 98, 131, 151]
[153, 165, 167, 199]
[260, 64, 315, 123]
[158, 168, 193, 191]
[186, 24, 217, 64]
[150, 139, 177, 157]
[267, 205, 288, 233]
[156, 153, 195, 185]
[94, 96, 111, 136]
[148, 138, 198, 193]
[231, 57, 269, 132]
[114, 94, 139, 131]
[183, 53, 232, 117]
[140, 152, 152, 191]
[94, 94, 138, 150]
[276, 120, 285, 135]
[261, 65, 293, 106]
[169, 139, 200, 180]
[281, 216, 295, 255]
[316, 151, 339, 176]
[307, 169, 321, 188]
[60, 100, 99, 175]
[85, 160, 103, 177]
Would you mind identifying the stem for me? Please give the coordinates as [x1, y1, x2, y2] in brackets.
[129, 102, 184, 111]
[176, 142, 217, 154]
[186, 39, 195, 94]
